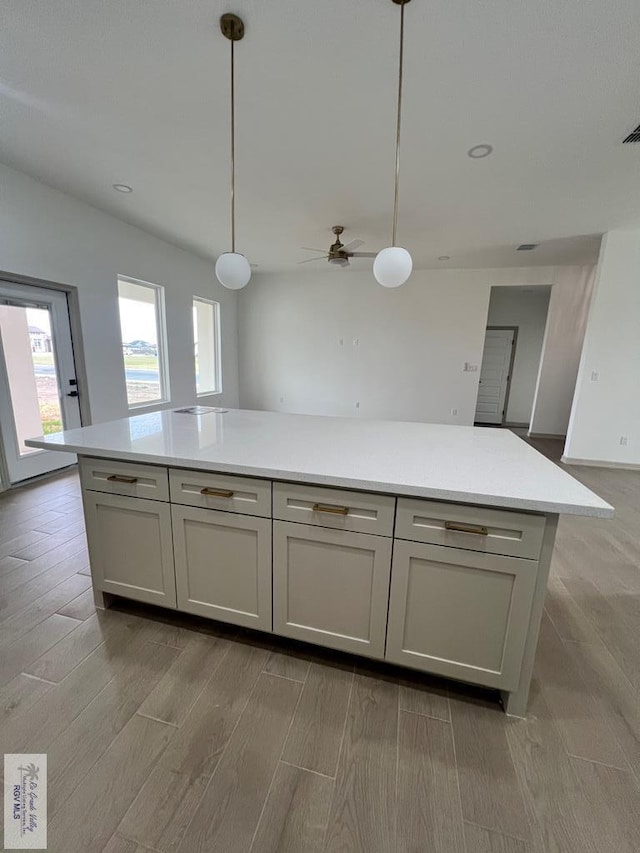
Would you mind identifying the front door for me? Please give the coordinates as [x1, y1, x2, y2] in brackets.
[474, 328, 515, 425]
[0, 281, 82, 483]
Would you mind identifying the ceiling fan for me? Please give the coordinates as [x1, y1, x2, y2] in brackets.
[299, 226, 377, 267]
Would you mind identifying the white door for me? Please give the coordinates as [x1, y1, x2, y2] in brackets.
[83, 490, 177, 608]
[474, 328, 515, 425]
[273, 521, 393, 658]
[172, 504, 272, 631]
[0, 282, 81, 483]
[385, 539, 537, 690]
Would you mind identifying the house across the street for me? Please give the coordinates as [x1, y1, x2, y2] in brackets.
[28, 324, 52, 353]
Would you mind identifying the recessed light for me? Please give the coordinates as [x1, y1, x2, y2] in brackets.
[438, 256, 450, 261]
[113, 183, 133, 193]
[516, 243, 538, 251]
[467, 144, 493, 159]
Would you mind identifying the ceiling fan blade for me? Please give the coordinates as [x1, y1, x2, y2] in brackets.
[298, 256, 329, 264]
[301, 247, 329, 253]
[349, 252, 377, 258]
[341, 239, 364, 253]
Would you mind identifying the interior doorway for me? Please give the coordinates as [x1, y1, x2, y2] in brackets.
[475, 286, 552, 428]
[0, 280, 82, 484]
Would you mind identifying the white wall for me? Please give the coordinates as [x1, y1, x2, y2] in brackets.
[239, 267, 556, 426]
[564, 231, 640, 466]
[485, 286, 551, 425]
[0, 163, 239, 425]
[530, 265, 595, 437]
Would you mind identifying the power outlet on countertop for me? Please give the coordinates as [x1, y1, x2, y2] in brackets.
[620, 436, 628, 446]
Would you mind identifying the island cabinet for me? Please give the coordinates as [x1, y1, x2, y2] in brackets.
[169, 469, 273, 631]
[272, 483, 395, 657]
[273, 522, 393, 657]
[385, 499, 547, 690]
[172, 507, 272, 631]
[385, 541, 537, 689]
[80, 460, 176, 608]
[78, 455, 558, 717]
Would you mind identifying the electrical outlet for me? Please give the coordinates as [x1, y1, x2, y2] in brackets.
[279, 396, 284, 404]
[355, 401, 360, 409]
[451, 408, 458, 416]
[353, 338, 359, 347]
[464, 362, 478, 372]
[339, 338, 344, 346]
[591, 370, 599, 381]
[620, 436, 628, 446]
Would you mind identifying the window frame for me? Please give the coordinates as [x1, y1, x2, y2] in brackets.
[192, 296, 222, 397]
[117, 275, 171, 410]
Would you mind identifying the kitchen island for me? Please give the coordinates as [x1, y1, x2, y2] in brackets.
[27, 408, 613, 717]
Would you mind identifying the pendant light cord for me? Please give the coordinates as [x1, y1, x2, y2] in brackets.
[230, 38, 236, 253]
[392, 1, 405, 247]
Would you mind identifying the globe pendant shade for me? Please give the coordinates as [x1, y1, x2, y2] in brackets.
[373, 246, 412, 288]
[215, 252, 251, 290]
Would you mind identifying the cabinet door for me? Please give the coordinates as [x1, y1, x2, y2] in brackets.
[172, 505, 272, 631]
[273, 521, 392, 658]
[386, 540, 537, 690]
[83, 490, 176, 607]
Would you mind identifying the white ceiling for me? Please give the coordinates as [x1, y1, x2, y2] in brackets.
[2, 0, 640, 272]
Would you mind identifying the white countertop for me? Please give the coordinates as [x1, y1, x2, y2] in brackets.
[26, 408, 613, 517]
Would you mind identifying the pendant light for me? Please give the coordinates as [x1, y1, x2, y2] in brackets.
[373, 0, 413, 289]
[215, 13, 251, 290]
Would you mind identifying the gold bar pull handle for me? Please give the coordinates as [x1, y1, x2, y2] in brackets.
[201, 487, 234, 498]
[445, 520, 488, 536]
[107, 474, 138, 484]
[312, 503, 349, 516]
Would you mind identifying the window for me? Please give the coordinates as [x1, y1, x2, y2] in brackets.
[117, 277, 169, 408]
[193, 297, 221, 395]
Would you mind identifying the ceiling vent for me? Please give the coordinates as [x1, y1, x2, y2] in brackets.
[517, 243, 538, 251]
[622, 123, 640, 143]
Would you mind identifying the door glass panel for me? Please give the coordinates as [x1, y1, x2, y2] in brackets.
[0, 305, 63, 455]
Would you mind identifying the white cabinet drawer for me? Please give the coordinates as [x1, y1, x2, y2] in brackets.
[80, 457, 169, 502]
[273, 482, 395, 537]
[395, 498, 545, 560]
[169, 468, 271, 517]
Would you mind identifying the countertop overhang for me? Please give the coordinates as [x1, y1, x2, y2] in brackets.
[26, 408, 614, 518]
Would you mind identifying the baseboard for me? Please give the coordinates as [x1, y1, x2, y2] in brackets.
[7, 463, 78, 491]
[529, 432, 566, 440]
[561, 455, 640, 471]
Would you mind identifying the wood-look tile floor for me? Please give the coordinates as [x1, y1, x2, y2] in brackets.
[0, 446, 639, 852]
